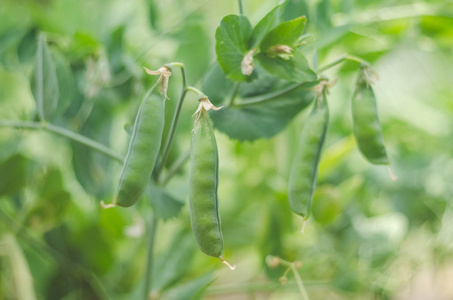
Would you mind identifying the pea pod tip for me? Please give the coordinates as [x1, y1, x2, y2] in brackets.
[387, 166, 398, 181]
[100, 200, 117, 209]
[219, 257, 236, 270]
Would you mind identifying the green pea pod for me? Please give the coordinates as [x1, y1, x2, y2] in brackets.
[352, 72, 389, 165]
[189, 110, 224, 259]
[115, 86, 165, 207]
[288, 91, 329, 220]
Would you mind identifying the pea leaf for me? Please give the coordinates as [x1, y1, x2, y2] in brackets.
[146, 182, 184, 220]
[158, 273, 215, 300]
[256, 48, 317, 82]
[151, 230, 196, 293]
[215, 14, 252, 82]
[249, 4, 282, 48]
[259, 16, 307, 52]
[50, 49, 74, 117]
[280, 0, 310, 23]
[30, 34, 59, 121]
[202, 63, 316, 141]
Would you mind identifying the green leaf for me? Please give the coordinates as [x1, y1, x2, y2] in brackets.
[146, 182, 184, 220]
[50, 49, 74, 117]
[0, 154, 29, 197]
[203, 63, 316, 141]
[259, 16, 307, 52]
[17, 27, 38, 65]
[257, 48, 317, 82]
[158, 273, 215, 300]
[280, 0, 310, 23]
[151, 229, 196, 293]
[249, 4, 282, 48]
[30, 34, 59, 121]
[215, 14, 252, 82]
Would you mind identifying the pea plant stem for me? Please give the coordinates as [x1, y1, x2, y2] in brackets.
[292, 265, 310, 300]
[154, 63, 187, 180]
[235, 81, 319, 107]
[0, 119, 124, 163]
[318, 55, 369, 73]
[143, 214, 158, 300]
[238, 0, 244, 15]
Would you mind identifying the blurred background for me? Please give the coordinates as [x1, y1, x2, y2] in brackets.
[0, 0, 452, 299]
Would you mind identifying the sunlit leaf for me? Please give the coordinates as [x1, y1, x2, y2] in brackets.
[256, 49, 317, 83]
[259, 16, 307, 52]
[215, 14, 253, 81]
[249, 4, 282, 48]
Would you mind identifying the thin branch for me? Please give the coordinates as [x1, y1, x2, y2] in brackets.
[235, 81, 319, 107]
[0, 120, 123, 163]
[238, 0, 244, 15]
[154, 63, 188, 180]
[143, 214, 158, 300]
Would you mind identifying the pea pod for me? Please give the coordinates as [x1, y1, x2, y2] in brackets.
[288, 91, 329, 220]
[115, 86, 165, 207]
[189, 110, 224, 259]
[352, 70, 388, 165]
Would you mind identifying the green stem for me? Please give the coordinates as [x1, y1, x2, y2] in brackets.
[291, 265, 310, 300]
[0, 209, 111, 300]
[238, 0, 244, 15]
[160, 149, 190, 186]
[143, 214, 158, 300]
[235, 81, 319, 107]
[318, 55, 369, 73]
[0, 120, 124, 163]
[186, 86, 205, 97]
[154, 63, 187, 180]
[228, 82, 240, 106]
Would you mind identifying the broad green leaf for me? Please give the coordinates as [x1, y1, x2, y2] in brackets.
[0, 154, 29, 197]
[158, 273, 215, 300]
[151, 229, 196, 293]
[257, 48, 317, 82]
[3, 234, 37, 300]
[280, 0, 310, 23]
[146, 182, 184, 220]
[30, 34, 59, 121]
[203, 63, 316, 141]
[249, 4, 282, 48]
[50, 49, 74, 117]
[259, 16, 307, 52]
[215, 14, 252, 82]
[17, 27, 38, 64]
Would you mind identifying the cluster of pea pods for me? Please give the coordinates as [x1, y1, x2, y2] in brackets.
[103, 63, 390, 269]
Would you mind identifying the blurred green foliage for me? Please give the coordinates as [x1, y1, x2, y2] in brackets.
[1, 0, 453, 299]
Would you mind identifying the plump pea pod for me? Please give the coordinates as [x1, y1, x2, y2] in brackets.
[114, 86, 165, 207]
[189, 110, 225, 259]
[351, 72, 389, 165]
[288, 91, 329, 220]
